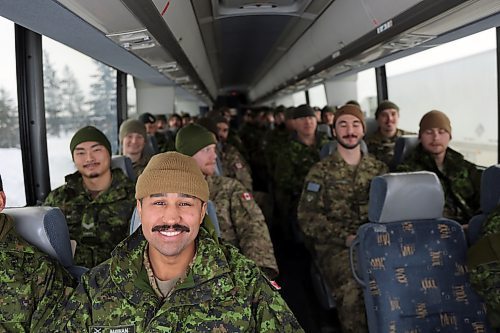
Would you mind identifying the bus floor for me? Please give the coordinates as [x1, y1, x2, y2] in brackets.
[271, 226, 341, 333]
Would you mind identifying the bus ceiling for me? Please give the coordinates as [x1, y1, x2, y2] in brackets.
[1, 0, 500, 104]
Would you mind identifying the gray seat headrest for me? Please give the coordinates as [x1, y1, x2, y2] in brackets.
[111, 155, 136, 181]
[364, 117, 378, 138]
[5, 206, 74, 268]
[391, 135, 419, 168]
[480, 164, 500, 212]
[368, 171, 444, 223]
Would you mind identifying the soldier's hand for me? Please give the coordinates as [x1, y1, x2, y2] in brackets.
[345, 234, 356, 247]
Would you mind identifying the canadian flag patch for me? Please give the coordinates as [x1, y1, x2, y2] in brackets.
[270, 280, 282, 290]
[241, 192, 253, 201]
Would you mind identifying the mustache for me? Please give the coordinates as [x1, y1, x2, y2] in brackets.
[152, 224, 190, 233]
[341, 134, 358, 139]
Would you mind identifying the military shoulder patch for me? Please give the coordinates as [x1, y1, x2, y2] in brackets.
[241, 192, 253, 201]
[234, 162, 243, 169]
[306, 182, 321, 192]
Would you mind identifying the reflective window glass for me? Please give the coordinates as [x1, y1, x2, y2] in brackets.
[308, 84, 327, 108]
[386, 28, 497, 166]
[43, 37, 117, 189]
[0, 17, 25, 207]
[356, 68, 377, 117]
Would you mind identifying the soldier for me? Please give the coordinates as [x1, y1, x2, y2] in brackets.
[0, 174, 74, 331]
[397, 110, 481, 224]
[264, 106, 295, 178]
[50, 152, 303, 332]
[119, 119, 152, 177]
[273, 104, 330, 239]
[44, 126, 136, 268]
[176, 124, 279, 279]
[138, 112, 175, 153]
[468, 205, 500, 328]
[213, 115, 253, 191]
[297, 104, 388, 333]
[365, 100, 414, 167]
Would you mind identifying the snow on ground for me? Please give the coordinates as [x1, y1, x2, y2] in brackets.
[0, 135, 75, 207]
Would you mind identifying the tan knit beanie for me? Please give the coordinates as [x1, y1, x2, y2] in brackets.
[135, 151, 209, 201]
[419, 110, 452, 137]
[334, 104, 366, 132]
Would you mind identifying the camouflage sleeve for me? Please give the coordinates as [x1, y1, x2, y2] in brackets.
[31, 262, 75, 332]
[230, 181, 279, 277]
[481, 205, 500, 236]
[47, 276, 93, 332]
[297, 166, 345, 248]
[273, 147, 296, 193]
[43, 188, 61, 207]
[253, 275, 305, 332]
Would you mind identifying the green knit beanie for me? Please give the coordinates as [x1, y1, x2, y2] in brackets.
[70, 126, 111, 157]
[119, 119, 147, 142]
[175, 124, 217, 157]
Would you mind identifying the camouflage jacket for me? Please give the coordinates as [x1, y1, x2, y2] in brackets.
[365, 128, 414, 166]
[220, 143, 253, 191]
[298, 152, 387, 257]
[50, 227, 303, 333]
[397, 144, 481, 223]
[0, 213, 74, 332]
[467, 206, 500, 328]
[207, 176, 279, 278]
[274, 132, 331, 198]
[264, 125, 291, 178]
[132, 153, 152, 178]
[44, 168, 136, 268]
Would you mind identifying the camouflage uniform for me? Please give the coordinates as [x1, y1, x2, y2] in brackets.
[273, 132, 331, 232]
[297, 152, 387, 333]
[132, 153, 151, 178]
[219, 142, 253, 191]
[397, 144, 481, 223]
[264, 125, 291, 178]
[365, 128, 414, 166]
[468, 205, 500, 328]
[50, 227, 303, 333]
[155, 131, 176, 153]
[0, 213, 74, 332]
[44, 168, 136, 268]
[207, 176, 279, 278]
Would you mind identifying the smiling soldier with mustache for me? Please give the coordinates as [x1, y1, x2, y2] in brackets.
[50, 151, 304, 333]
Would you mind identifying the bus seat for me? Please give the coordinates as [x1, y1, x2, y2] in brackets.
[351, 171, 492, 333]
[389, 135, 419, 171]
[5, 206, 88, 280]
[111, 155, 136, 181]
[319, 140, 368, 160]
[129, 200, 222, 238]
[148, 134, 159, 154]
[468, 164, 500, 245]
[317, 123, 333, 139]
[365, 117, 378, 138]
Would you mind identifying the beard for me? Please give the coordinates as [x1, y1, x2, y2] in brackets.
[337, 135, 362, 150]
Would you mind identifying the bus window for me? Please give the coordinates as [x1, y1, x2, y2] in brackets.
[127, 75, 137, 117]
[293, 91, 307, 106]
[42, 37, 118, 190]
[308, 84, 327, 109]
[356, 68, 377, 117]
[0, 17, 25, 207]
[386, 28, 497, 167]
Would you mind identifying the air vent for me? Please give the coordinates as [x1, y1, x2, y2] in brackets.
[381, 33, 436, 52]
[107, 29, 156, 50]
[213, 0, 312, 16]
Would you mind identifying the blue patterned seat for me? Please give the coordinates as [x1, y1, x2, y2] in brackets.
[468, 164, 500, 245]
[351, 171, 492, 332]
